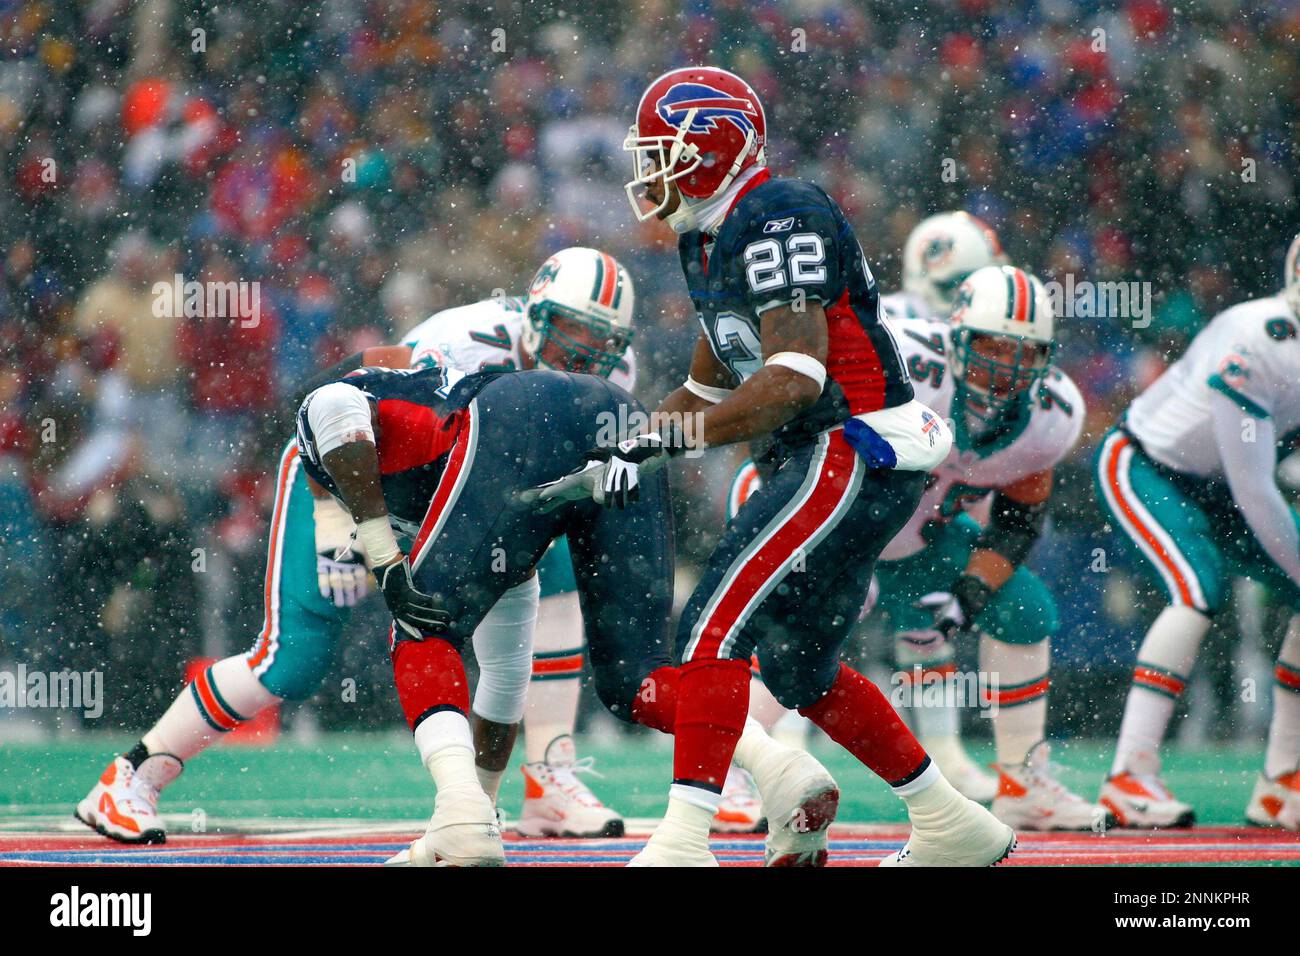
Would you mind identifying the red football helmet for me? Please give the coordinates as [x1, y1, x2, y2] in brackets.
[624, 66, 766, 227]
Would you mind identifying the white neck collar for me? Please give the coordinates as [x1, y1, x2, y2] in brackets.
[687, 166, 766, 236]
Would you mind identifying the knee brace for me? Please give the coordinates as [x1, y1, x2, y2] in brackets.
[470, 575, 540, 724]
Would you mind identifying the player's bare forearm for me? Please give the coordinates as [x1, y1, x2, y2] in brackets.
[693, 301, 827, 449]
[656, 384, 712, 421]
[321, 440, 390, 529]
[963, 469, 1054, 592]
[695, 366, 822, 447]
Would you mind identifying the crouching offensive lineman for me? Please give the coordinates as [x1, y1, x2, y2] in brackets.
[294, 361, 838, 865]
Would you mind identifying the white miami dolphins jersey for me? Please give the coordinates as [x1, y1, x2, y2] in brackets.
[880, 290, 940, 323]
[1125, 295, 1300, 477]
[400, 295, 637, 392]
[879, 315, 1085, 561]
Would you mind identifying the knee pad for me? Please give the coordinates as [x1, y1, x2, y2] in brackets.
[470, 576, 540, 724]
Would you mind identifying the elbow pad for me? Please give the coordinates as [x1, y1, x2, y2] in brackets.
[302, 382, 375, 459]
[975, 493, 1048, 567]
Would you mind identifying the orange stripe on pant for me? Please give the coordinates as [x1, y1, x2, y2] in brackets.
[248, 444, 299, 670]
[1103, 435, 1195, 607]
[1134, 665, 1185, 696]
[689, 433, 858, 662]
[194, 670, 240, 731]
[532, 654, 584, 676]
[988, 677, 1050, 707]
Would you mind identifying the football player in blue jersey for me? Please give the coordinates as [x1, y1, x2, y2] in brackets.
[535, 66, 1015, 866]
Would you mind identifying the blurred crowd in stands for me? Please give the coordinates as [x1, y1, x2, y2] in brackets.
[2, 0, 1296, 733]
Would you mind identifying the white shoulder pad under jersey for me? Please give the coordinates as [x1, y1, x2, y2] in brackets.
[1126, 295, 1300, 476]
[401, 295, 637, 393]
[879, 315, 1085, 561]
[881, 290, 941, 323]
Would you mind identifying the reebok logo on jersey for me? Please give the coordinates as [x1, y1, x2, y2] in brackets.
[763, 217, 795, 233]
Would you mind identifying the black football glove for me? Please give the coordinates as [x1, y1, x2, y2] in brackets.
[376, 558, 451, 639]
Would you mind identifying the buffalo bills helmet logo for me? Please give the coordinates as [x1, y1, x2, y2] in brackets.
[655, 82, 759, 137]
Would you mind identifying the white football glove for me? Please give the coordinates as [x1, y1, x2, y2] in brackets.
[521, 434, 672, 512]
[317, 548, 369, 608]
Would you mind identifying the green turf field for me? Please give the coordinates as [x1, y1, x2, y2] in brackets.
[0, 734, 1269, 826]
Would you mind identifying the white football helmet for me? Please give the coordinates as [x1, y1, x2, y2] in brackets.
[949, 265, 1056, 422]
[902, 211, 1007, 315]
[1283, 232, 1300, 319]
[522, 247, 635, 377]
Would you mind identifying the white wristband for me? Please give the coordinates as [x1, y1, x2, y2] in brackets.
[313, 494, 357, 556]
[765, 351, 826, 390]
[356, 516, 401, 567]
[684, 376, 733, 404]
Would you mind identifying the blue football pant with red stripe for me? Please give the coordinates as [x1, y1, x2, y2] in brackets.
[398, 370, 675, 725]
[679, 428, 925, 708]
[669, 427, 931, 790]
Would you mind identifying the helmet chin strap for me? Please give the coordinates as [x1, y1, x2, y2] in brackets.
[668, 159, 765, 236]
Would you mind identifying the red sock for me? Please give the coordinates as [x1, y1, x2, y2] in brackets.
[671, 658, 751, 790]
[391, 637, 470, 730]
[799, 663, 928, 785]
[631, 664, 679, 734]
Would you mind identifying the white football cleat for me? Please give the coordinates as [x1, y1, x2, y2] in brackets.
[516, 748, 624, 838]
[627, 839, 719, 867]
[1245, 768, 1300, 830]
[922, 736, 998, 804]
[880, 775, 1017, 867]
[747, 748, 839, 867]
[75, 754, 181, 845]
[1099, 751, 1195, 829]
[386, 788, 505, 867]
[990, 743, 1113, 832]
[712, 766, 766, 834]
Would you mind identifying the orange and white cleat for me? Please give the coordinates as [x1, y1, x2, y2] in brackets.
[712, 765, 766, 834]
[1099, 752, 1195, 829]
[1245, 767, 1300, 830]
[516, 738, 624, 838]
[990, 743, 1113, 832]
[75, 754, 182, 844]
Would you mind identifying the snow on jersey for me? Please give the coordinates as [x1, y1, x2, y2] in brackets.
[401, 295, 637, 393]
[879, 315, 1085, 561]
[1125, 295, 1300, 476]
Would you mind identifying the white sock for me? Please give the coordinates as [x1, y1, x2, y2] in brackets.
[470, 576, 538, 726]
[143, 654, 279, 762]
[1111, 605, 1210, 777]
[414, 711, 481, 795]
[1266, 614, 1300, 778]
[981, 635, 1050, 765]
[895, 760, 948, 814]
[649, 786, 720, 849]
[524, 591, 584, 764]
[476, 765, 505, 804]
